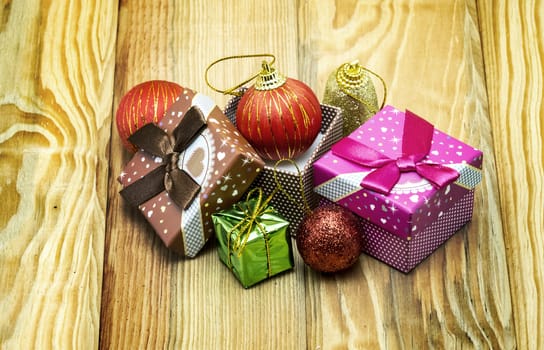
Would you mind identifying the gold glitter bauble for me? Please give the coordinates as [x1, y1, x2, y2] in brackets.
[323, 61, 380, 136]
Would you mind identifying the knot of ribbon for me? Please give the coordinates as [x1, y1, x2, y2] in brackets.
[331, 110, 460, 195]
[120, 105, 207, 209]
[226, 187, 278, 276]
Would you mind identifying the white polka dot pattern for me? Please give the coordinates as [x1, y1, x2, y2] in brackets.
[314, 171, 370, 202]
[225, 93, 343, 233]
[359, 190, 475, 273]
[119, 88, 265, 256]
[447, 163, 483, 190]
[182, 197, 205, 257]
[313, 105, 483, 239]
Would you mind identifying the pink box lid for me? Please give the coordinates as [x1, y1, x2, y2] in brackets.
[314, 105, 483, 239]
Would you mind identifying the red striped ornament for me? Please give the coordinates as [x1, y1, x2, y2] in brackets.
[236, 63, 322, 160]
[116, 80, 183, 152]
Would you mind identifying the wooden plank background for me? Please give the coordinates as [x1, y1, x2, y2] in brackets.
[0, 1, 117, 349]
[0, 0, 542, 349]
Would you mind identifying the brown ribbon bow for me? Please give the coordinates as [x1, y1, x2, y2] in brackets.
[120, 105, 207, 209]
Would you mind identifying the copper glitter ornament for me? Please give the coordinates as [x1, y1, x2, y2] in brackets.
[323, 60, 385, 136]
[296, 204, 364, 273]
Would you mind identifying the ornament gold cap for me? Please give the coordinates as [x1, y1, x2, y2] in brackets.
[336, 60, 367, 90]
[255, 61, 286, 90]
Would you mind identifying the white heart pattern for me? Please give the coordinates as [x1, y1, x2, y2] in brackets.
[218, 152, 225, 160]
[409, 195, 419, 203]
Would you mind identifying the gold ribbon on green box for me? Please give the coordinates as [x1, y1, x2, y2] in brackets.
[212, 188, 293, 288]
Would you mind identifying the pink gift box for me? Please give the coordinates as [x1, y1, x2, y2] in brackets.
[313, 105, 483, 272]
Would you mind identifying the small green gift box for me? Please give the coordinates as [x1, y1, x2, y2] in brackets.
[212, 189, 293, 288]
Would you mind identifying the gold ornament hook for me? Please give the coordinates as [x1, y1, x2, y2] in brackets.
[335, 61, 388, 111]
[273, 159, 313, 216]
[205, 54, 278, 96]
[255, 61, 287, 90]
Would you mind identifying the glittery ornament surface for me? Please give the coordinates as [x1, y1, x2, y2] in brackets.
[296, 204, 364, 273]
[323, 62, 379, 136]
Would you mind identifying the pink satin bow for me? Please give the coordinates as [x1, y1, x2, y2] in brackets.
[331, 110, 460, 195]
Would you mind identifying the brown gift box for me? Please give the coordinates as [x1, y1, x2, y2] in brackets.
[118, 88, 264, 257]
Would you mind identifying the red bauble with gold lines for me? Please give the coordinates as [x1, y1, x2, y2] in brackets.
[236, 63, 322, 160]
[116, 80, 183, 152]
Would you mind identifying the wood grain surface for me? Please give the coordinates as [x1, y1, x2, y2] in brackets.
[477, 1, 544, 349]
[0, 0, 542, 349]
[0, 1, 118, 349]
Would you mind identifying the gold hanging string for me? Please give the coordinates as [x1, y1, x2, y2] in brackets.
[336, 63, 388, 112]
[225, 187, 280, 278]
[205, 54, 276, 97]
[273, 159, 313, 216]
[227, 186, 279, 254]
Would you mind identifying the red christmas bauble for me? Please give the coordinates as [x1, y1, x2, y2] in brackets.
[296, 204, 364, 273]
[116, 80, 183, 152]
[236, 62, 322, 160]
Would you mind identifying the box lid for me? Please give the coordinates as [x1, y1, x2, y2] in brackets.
[118, 88, 264, 256]
[314, 105, 483, 239]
